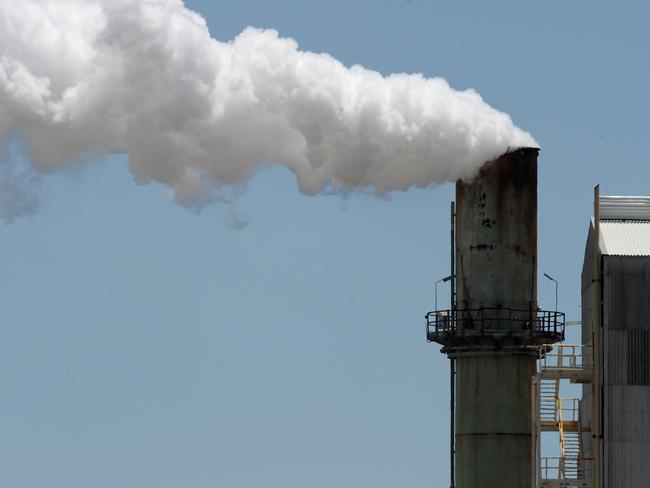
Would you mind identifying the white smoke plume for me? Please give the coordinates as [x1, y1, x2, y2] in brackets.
[0, 141, 41, 223]
[0, 0, 537, 221]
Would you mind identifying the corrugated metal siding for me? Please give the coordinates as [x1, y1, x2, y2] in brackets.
[606, 388, 650, 440]
[603, 256, 650, 487]
[606, 442, 650, 486]
[605, 387, 650, 487]
[605, 330, 626, 385]
[627, 331, 650, 385]
[603, 256, 650, 330]
[600, 221, 650, 256]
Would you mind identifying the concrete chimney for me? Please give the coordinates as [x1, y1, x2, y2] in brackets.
[427, 148, 564, 488]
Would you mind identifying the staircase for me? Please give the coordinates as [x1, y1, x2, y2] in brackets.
[558, 398, 581, 480]
[561, 430, 581, 479]
[539, 378, 560, 428]
[534, 344, 593, 488]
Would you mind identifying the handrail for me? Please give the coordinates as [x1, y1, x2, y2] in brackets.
[535, 341, 593, 486]
[541, 457, 594, 481]
[558, 395, 566, 459]
[558, 398, 580, 423]
[538, 344, 593, 371]
[426, 307, 566, 344]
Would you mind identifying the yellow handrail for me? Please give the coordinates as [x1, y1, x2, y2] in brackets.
[558, 396, 565, 460]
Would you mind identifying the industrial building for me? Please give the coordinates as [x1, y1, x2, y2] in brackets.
[580, 195, 650, 487]
[427, 149, 650, 488]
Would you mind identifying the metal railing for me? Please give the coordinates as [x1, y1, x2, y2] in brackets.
[538, 396, 580, 426]
[426, 308, 565, 343]
[558, 397, 580, 423]
[538, 344, 593, 371]
[541, 457, 593, 481]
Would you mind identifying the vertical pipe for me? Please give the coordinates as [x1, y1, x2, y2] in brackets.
[450, 201, 456, 488]
[451, 201, 456, 314]
[450, 359, 455, 488]
[593, 185, 602, 488]
[530, 376, 540, 488]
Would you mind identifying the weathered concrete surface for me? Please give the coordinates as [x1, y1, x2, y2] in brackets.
[453, 352, 536, 488]
[455, 148, 538, 316]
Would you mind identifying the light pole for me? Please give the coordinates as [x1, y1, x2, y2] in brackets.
[435, 275, 453, 311]
[544, 272, 559, 311]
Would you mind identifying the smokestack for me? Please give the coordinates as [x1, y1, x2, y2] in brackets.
[428, 148, 564, 488]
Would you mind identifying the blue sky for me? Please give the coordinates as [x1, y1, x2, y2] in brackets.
[1, 1, 649, 487]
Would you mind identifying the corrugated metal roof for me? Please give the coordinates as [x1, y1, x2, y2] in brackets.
[600, 220, 650, 256]
[601, 196, 650, 220]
